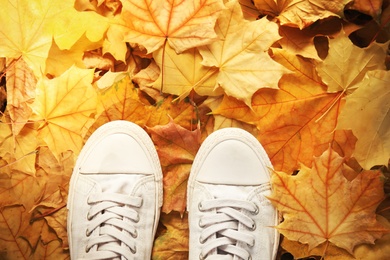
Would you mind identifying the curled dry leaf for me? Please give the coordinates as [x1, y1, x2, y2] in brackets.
[253, 0, 350, 29]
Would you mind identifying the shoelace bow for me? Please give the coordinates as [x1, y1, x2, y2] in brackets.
[198, 199, 259, 260]
[84, 193, 142, 260]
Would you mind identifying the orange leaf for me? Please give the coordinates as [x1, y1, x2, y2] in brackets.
[269, 147, 389, 254]
[214, 49, 349, 173]
[120, 0, 224, 53]
[149, 119, 201, 167]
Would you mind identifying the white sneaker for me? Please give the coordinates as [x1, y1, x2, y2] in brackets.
[67, 120, 163, 260]
[187, 128, 279, 260]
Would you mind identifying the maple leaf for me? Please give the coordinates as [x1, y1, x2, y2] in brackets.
[147, 43, 222, 99]
[253, 0, 350, 29]
[152, 212, 189, 259]
[337, 70, 390, 169]
[91, 75, 154, 132]
[316, 30, 388, 94]
[30, 66, 97, 159]
[0, 0, 107, 76]
[120, 0, 225, 53]
[198, 0, 290, 107]
[149, 119, 201, 213]
[214, 49, 354, 173]
[268, 147, 389, 254]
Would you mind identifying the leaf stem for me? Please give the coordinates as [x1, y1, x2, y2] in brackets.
[315, 89, 345, 123]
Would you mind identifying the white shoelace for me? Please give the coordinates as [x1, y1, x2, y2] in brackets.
[84, 193, 142, 260]
[198, 199, 258, 260]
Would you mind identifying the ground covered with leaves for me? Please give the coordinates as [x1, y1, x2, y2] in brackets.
[0, 0, 390, 259]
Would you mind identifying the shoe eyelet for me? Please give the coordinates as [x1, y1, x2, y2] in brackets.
[132, 230, 138, 238]
[199, 254, 205, 260]
[198, 202, 204, 211]
[198, 219, 205, 228]
[130, 246, 137, 254]
[251, 204, 259, 215]
[199, 236, 205, 244]
[250, 222, 256, 231]
[134, 215, 140, 223]
[86, 229, 91, 237]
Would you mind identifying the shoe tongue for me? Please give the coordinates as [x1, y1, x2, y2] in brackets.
[205, 184, 254, 200]
[88, 173, 143, 193]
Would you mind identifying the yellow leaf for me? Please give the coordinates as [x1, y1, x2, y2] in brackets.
[253, 0, 349, 29]
[0, 0, 107, 76]
[0, 119, 38, 176]
[198, 0, 290, 107]
[120, 0, 224, 53]
[337, 70, 390, 169]
[151, 43, 221, 98]
[269, 147, 389, 254]
[46, 35, 103, 77]
[30, 66, 97, 159]
[316, 30, 387, 93]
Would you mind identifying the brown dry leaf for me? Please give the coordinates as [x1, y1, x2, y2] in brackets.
[316, 30, 388, 94]
[152, 212, 189, 259]
[346, 0, 383, 19]
[214, 49, 352, 173]
[149, 119, 201, 213]
[198, 0, 290, 107]
[337, 70, 390, 169]
[253, 0, 350, 29]
[269, 147, 389, 254]
[30, 66, 97, 159]
[120, 0, 224, 53]
[5, 59, 37, 135]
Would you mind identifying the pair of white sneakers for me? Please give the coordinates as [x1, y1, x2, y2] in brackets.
[67, 120, 279, 260]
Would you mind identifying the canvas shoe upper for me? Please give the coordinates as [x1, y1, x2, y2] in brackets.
[67, 120, 163, 260]
[187, 128, 279, 260]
